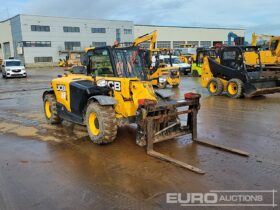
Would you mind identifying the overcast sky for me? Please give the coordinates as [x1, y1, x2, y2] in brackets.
[0, 0, 279, 39]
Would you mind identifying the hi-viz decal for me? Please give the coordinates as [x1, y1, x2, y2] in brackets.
[56, 84, 67, 99]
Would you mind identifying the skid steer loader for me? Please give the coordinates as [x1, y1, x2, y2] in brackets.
[202, 46, 280, 98]
[43, 46, 249, 174]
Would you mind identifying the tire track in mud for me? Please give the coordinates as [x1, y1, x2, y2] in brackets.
[0, 87, 49, 94]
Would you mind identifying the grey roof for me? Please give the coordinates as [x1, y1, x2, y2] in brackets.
[0, 14, 133, 23]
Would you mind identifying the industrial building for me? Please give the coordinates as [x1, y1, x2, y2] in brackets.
[0, 14, 134, 66]
[134, 25, 245, 48]
[0, 14, 245, 66]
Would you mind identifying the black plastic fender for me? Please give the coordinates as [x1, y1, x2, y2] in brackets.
[42, 89, 54, 100]
[88, 95, 117, 106]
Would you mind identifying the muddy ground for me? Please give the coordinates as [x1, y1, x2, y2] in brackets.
[0, 68, 279, 210]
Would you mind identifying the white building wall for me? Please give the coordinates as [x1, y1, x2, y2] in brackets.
[0, 20, 14, 60]
[19, 15, 134, 64]
[134, 25, 245, 48]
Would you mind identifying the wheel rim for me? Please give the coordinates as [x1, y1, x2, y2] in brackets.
[45, 101, 52, 119]
[88, 113, 100, 136]
[209, 82, 217, 93]
[228, 82, 238, 95]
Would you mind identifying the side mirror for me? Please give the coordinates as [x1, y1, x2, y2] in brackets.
[80, 53, 89, 66]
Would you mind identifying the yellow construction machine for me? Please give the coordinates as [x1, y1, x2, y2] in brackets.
[132, 31, 181, 88]
[248, 33, 280, 71]
[43, 45, 249, 174]
[201, 46, 280, 98]
[58, 51, 82, 68]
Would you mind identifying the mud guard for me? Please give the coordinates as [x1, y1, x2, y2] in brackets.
[42, 89, 54, 100]
[88, 95, 117, 106]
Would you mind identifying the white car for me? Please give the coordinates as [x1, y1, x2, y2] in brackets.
[152, 55, 191, 75]
[1, 59, 27, 78]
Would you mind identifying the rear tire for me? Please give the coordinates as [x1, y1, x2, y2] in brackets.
[85, 102, 118, 144]
[192, 70, 199, 77]
[43, 94, 61, 124]
[207, 78, 223, 96]
[226, 79, 243, 99]
[158, 81, 167, 89]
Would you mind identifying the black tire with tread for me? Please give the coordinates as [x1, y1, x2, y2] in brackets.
[192, 70, 199, 77]
[43, 94, 61, 124]
[207, 78, 223, 96]
[172, 84, 179, 88]
[226, 78, 243, 99]
[85, 102, 118, 144]
[158, 81, 167, 89]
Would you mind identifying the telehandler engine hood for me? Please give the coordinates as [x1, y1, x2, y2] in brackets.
[130, 81, 157, 107]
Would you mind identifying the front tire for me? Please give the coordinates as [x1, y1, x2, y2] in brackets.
[226, 79, 243, 99]
[192, 70, 199, 77]
[43, 94, 61, 124]
[85, 102, 118, 144]
[158, 81, 167, 89]
[207, 78, 224, 96]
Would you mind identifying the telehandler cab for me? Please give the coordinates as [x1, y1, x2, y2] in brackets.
[43, 46, 249, 174]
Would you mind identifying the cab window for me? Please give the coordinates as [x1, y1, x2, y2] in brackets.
[89, 49, 114, 76]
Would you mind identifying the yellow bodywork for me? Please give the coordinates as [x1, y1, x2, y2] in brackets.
[250, 33, 280, 66]
[51, 74, 157, 119]
[149, 66, 180, 87]
[132, 31, 181, 87]
[201, 57, 213, 88]
[200, 57, 227, 90]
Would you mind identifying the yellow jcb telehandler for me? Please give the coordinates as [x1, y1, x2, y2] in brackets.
[43, 46, 249, 174]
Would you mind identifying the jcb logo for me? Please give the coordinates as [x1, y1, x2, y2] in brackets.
[57, 84, 66, 92]
[106, 81, 121, 91]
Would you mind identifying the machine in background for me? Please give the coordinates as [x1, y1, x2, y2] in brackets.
[201, 46, 280, 98]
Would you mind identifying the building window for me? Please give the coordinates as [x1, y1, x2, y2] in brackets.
[123, 42, 132, 47]
[116, 29, 121, 43]
[173, 41, 185, 48]
[91, 28, 106, 33]
[64, 42, 81, 50]
[63, 26, 80, 33]
[22, 41, 51, 47]
[92, 42, 107, 47]
[213, 41, 223, 47]
[139, 42, 150, 49]
[34, 57, 53, 63]
[31, 25, 50, 32]
[124, 29, 132, 35]
[200, 41, 212, 47]
[157, 41, 171, 49]
[187, 41, 199, 47]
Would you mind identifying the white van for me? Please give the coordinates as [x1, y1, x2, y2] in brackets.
[1, 59, 27, 78]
